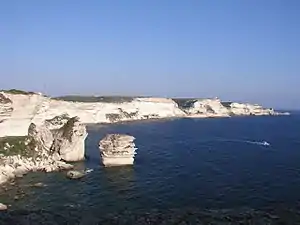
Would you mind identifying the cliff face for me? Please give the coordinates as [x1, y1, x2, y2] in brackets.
[185, 98, 230, 117]
[51, 116, 87, 162]
[0, 92, 288, 137]
[0, 92, 46, 137]
[184, 98, 284, 117]
[0, 94, 13, 123]
[229, 102, 274, 116]
[0, 93, 186, 137]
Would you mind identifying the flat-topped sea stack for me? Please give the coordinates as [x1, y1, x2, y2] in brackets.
[99, 134, 137, 166]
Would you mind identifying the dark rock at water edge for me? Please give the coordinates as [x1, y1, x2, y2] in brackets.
[0, 207, 299, 224]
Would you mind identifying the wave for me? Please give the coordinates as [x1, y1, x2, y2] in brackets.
[85, 168, 94, 173]
[243, 140, 270, 146]
[196, 138, 271, 147]
[217, 138, 271, 146]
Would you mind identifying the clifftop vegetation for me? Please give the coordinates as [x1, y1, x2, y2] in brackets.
[0, 136, 34, 157]
[221, 102, 233, 108]
[172, 98, 198, 109]
[0, 89, 36, 95]
[54, 95, 136, 103]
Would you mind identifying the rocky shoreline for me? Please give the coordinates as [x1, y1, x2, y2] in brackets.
[0, 206, 299, 224]
[0, 116, 87, 185]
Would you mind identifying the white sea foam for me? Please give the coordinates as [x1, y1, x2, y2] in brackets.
[217, 138, 271, 147]
[85, 168, 94, 173]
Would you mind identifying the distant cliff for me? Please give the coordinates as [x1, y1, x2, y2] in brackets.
[0, 91, 289, 137]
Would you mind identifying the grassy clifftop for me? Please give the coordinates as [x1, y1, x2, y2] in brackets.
[0, 89, 37, 95]
[53, 95, 137, 103]
[0, 136, 34, 157]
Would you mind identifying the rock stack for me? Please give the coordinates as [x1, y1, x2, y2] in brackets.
[99, 134, 137, 166]
[0, 116, 87, 184]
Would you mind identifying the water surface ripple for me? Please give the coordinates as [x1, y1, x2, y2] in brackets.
[1, 115, 300, 223]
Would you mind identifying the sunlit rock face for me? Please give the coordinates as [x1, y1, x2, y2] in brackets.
[185, 98, 283, 117]
[0, 93, 13, 124]
[99, 134, 137, 166]
[44, 113, 71, 130]
[0, 93, 186, 137]
[51, 117, 87, 162]
[185, 98, 230, 117]
[229, 103, 275, 116]
[0, 92, 46, 137]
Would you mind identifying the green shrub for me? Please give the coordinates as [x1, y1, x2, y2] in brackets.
[54, 95, 135, 103]
[0, 136, 35, 157]
[105, 113, 122, 122]
[221, 102, 233, 108]
[173, 98, 197, 109]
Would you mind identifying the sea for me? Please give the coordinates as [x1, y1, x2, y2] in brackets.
[0, 113, 300, 224]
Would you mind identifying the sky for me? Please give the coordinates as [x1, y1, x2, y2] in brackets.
[1, 0, 299, 109]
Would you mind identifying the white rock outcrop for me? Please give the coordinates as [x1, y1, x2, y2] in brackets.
[51, 116, 87, 162]
[0, 116, 87, 184]
[0, 93, 13, 123]
[184, 98, 289, 117]
[185, 98, 230, 117]
[229, 102, 274, 116]
[99, 134, 137, 166]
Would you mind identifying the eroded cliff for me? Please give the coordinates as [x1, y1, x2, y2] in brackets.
[0, 91, 288, 137]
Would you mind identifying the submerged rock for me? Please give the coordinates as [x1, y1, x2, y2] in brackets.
[99, 134, 137, 166]
[66, 170, 85, 180]
[0, 203, 7, 210]
[32, 182, 46, 188]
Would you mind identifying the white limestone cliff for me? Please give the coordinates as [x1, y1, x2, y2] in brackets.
[0, 93, 13, 124]
[0, 92, 289, 137]
[0, 93, 186, 137]
[185, 98, 230, 117]
[229, 102, 274, 116]
[184, 98, 289, 118]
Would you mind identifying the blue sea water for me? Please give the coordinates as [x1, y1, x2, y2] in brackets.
[0, 114, 300, 223]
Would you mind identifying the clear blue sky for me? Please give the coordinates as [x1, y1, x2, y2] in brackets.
[1, 0, 299, 109]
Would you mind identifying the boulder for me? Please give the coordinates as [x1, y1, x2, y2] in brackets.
[66, 170, 85, 179]
[99, 134, 137, 166]
[0, 203, 7, 210]
[32, 182, 46, 188]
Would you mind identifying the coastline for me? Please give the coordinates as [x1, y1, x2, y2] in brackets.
[0, 91, 291, 189]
